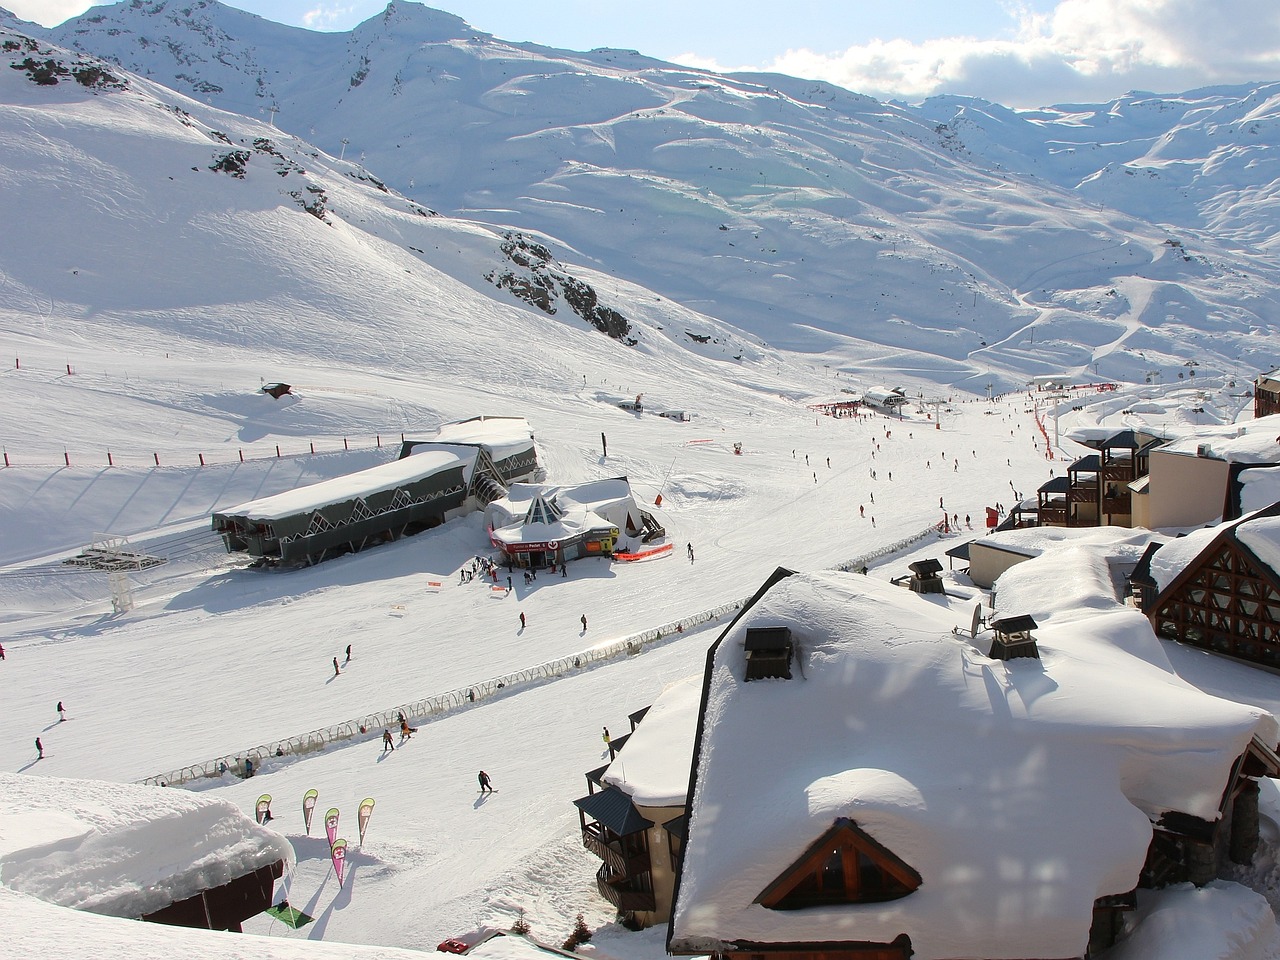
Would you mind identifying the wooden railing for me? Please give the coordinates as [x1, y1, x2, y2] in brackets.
[596, 863, 656, 913]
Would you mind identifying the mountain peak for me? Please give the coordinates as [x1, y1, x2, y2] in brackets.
[356, 2, 482, 43]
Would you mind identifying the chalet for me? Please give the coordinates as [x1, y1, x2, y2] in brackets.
[0, 773, 292, 933]
[668, 568, 1278, 960]
[1038, 430, 1160, 529]
[1256, 370, 1280, 419]
[572, 677, 700, 928]
[1146, 501, 1280, 668]
[487, 478, 662, 570]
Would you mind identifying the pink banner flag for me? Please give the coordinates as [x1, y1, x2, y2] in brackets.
[358, 798, 375, 846]
[302, 789, 318, 835]
[325, 807, 340, 849]
[330, 838, 348, 887]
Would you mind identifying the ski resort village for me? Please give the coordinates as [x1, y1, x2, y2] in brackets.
[10, 3, 1280, 960]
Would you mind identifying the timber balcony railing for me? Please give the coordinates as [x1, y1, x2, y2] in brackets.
[596, 863, 657, 913]
[581, 823, 651, 876]
[1038, 504, 1068, 525]
[1067, 481, 1097, 502]
[1102, 494, 1132, 514]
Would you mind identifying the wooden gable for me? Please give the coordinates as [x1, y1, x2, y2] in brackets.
[756, 818, 921, 911]
[1149, 532, 1280, 666]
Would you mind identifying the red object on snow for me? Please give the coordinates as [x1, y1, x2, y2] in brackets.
[986, 507, 999, 529]
[437, 940, 469, 954]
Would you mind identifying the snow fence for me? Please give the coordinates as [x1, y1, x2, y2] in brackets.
[139, 523, 942, 787]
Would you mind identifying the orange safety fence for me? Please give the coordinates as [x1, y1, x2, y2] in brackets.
[614, 543, 674, 562]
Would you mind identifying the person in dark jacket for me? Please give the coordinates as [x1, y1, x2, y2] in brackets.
[35, 737, 43, 759]
[333, 657, 340, 677]
[57, 701, 65, 722]
[478, 770, 494, 793]
[383, 728, 395, 753]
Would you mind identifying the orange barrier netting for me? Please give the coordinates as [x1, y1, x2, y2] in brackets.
[614, 543, 674, 562]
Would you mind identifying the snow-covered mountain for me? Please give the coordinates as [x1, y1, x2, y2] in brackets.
[38, 0, 1280, 388]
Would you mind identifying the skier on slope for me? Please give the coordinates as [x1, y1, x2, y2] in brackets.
[383, 729, 395, 753]
[581, 614, 588, 631]
[478, 770, 494, 793]
[35, 737, 43, 759]
[57, 701, 65, 722]
[333, 657, 340, 677]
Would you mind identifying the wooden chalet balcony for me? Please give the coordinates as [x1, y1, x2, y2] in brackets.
[581, 822, 650, 876]
[1100, 463, 1136, 482]
[1067, 481, 1097, 502]
[1038, 504, 1068, 525]
[596, 863, 656, 913]
[1102, 494, 1131, 514]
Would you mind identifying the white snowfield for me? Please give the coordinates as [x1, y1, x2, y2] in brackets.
[2, 11, 1280, 960]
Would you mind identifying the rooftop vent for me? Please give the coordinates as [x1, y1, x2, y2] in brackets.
[908, 558, 945, 595]
[988, 614, 1040, 661]
[744, 626, 794, 681]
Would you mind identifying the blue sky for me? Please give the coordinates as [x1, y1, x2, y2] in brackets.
[12, 0, 1280, 106]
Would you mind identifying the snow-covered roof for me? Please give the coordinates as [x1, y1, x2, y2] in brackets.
[670, 570, 1275, 960]
[1237, 466, 1280, 518]
[214, 449, 472, 522]
[1236, 514, 1280, 582]
[0, 773, 294, 919]
[601, 675, 700, 808]
[1155, 414, 1280, 465]
[430, 416, 534, 462]
[2, 885, 429, 960]
[486, 478, 641, 544]
[990, 527, 1158, 623]
[1148, 502, 1280, 593]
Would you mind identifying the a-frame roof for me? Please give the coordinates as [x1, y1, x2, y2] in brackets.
[523, 494, 565, 526]
[755, 818, 922, 909]
[1149, 500, 1280, 607]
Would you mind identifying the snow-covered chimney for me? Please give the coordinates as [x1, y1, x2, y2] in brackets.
[988, 614, 1040, 660]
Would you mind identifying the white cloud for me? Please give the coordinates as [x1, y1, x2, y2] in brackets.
[302, 3, 357, 30]
[680, 0, 1280, 107]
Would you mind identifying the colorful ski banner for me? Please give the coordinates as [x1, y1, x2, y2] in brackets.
[255, 794, 272, 825]
[325, 807, 340, 848]
[330, 838, 348, 887]
[302, 789, 318, 835]
[357, 797, 375, 846]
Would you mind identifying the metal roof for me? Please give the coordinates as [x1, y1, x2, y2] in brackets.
[572, 786, 653, 837]
[744, 626, 792, 651]
[945, 542, 972, 561]
[1102, 429, 1141, 449]
[1038, 476, 1071, 493]
[991, 614, 1039, 634]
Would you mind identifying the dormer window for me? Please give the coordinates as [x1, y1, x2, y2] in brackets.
[744, 627, 793, 681]
[757, 818, 921, 909]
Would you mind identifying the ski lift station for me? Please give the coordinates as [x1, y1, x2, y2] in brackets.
[862, 386, 909, 409]
[212, 416, 537, 567]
